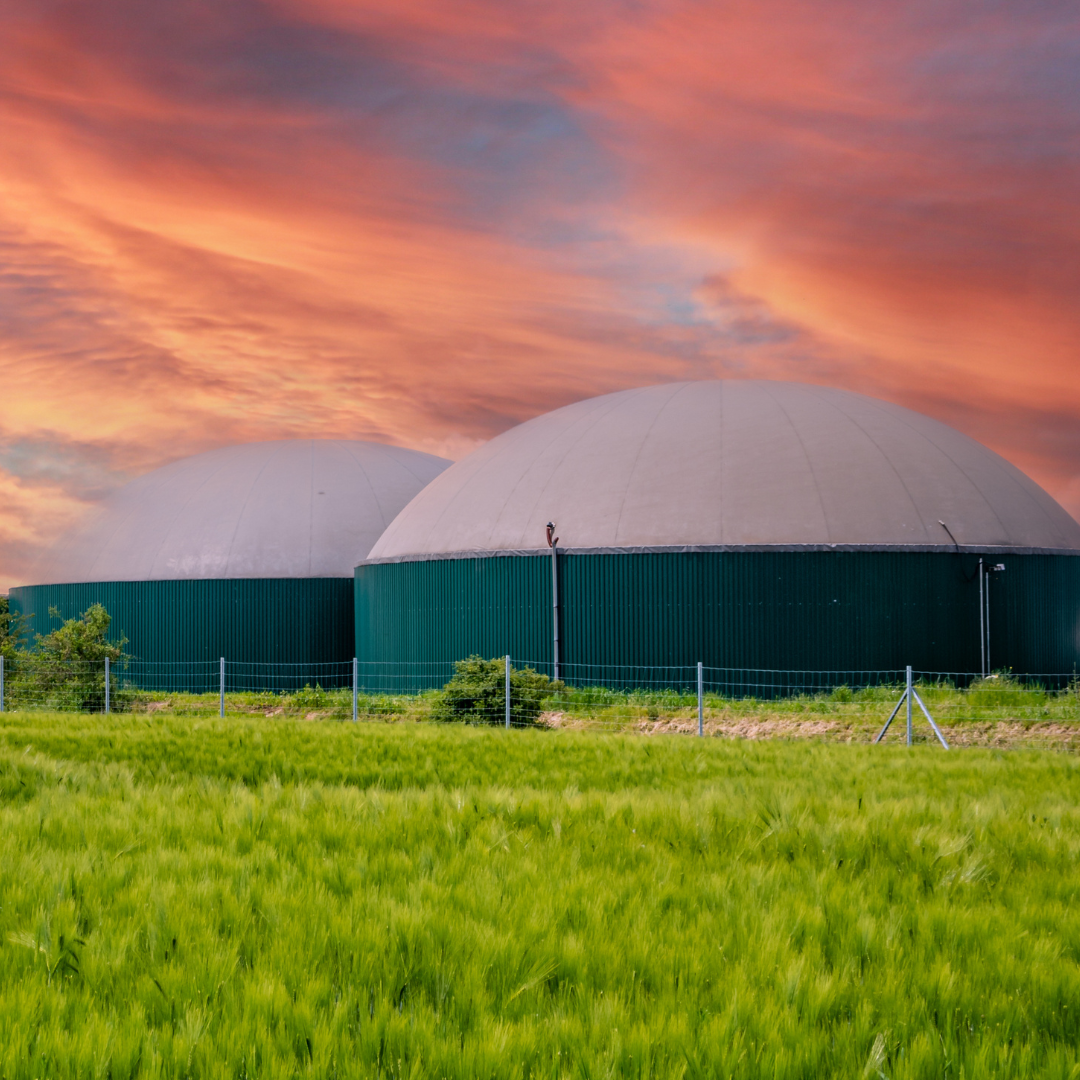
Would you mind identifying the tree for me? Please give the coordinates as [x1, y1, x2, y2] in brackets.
[0, 596, 28, 663]
[17, 604, 129, 711]
[432, 655, 561, 726]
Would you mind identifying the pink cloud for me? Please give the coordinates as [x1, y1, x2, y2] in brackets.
[2, 0, 1078, 587]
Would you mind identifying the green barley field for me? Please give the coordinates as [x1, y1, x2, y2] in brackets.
[1, 713, 1079, 1078]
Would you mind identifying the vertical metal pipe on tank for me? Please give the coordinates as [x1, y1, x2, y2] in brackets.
[906, 665, 913, 746]
[697, 662, 704, 737]
[986, 569, 991, 674]
[978, 559, 985, 677]
[352, 657, 358, 722]
[505, 655, 511, 729]
[220, 657, 225, 718]
[104, 656, 110, 714]
[546, 523, 560, 682]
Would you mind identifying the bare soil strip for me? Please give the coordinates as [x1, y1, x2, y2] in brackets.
[542, 711, 1080, 749]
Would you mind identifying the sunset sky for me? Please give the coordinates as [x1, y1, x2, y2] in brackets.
[2, 0, 1079, 590]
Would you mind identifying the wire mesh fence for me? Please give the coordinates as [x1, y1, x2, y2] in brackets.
[0, 654, 1077, 743]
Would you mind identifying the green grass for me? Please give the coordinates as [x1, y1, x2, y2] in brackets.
[1, 715, 1080, 1078]
[12, 673, 1076, 734]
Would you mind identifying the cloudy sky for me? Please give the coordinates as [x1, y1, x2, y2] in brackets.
[2, 0, 1079, 590]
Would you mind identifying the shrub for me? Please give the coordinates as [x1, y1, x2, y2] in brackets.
[0, 596, 28, 665]
[285, 683, 354, 719]
[14, 604, 129, 711]
[432, 655, 561, 726]
[291, 683, 331, 712]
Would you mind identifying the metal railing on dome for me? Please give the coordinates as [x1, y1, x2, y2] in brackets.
[1, 653, 1078, 747]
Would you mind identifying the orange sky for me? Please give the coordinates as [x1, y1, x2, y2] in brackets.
[2, 0, 1079, 590]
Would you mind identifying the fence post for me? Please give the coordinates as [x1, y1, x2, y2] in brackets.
[352, 657, 358, 723]
[505, 655, 511, 729]
[105, 656, 110, 714]
[220, 657, 225, 718]
[0, 654, 4, 713]
[697, 661, 703, 737]
[906, 665, 913, 746]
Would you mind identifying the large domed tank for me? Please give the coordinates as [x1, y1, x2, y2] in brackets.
[356, 381, 1080, 682]
[11, 440, 450, 683]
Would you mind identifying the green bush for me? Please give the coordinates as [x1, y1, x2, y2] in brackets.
[432, 655, 561, 726]
[0, 596, 28, 666]
[13, 604, 129, 711]
[290, 683, 331, 712]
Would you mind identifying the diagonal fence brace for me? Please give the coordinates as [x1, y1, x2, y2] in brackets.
[875, 665, 949, 749]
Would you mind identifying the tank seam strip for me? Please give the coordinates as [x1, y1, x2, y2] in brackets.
[358, 543, 1080, 565]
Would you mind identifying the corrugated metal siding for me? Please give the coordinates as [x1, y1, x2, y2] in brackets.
[355, 551, 1080, 686]
[9, 578, 354, 689]
[354, 554, 551, 690]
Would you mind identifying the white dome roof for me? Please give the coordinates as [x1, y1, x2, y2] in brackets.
[28, 440, 450, 584]
[368, 381, 1080, 559]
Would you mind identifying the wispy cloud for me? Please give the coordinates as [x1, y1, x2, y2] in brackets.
[1, 0, 1078, 588]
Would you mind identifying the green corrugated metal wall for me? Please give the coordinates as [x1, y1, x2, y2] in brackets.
[9, 578, 354, 689]
[355, 550, 1080, 687]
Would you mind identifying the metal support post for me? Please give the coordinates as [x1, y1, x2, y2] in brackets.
[906, 665, 913, 746]
[505, 655, 511, 729]
[104, 656, 110, 714]
[219, 657, 225, 718]
[876, 691, 906, 742]
[978, 558, 985, 676]
[546, 523, 560, 682]
[983, 563, 1004, 675]
[552, 549, 559, 681]
[0, 655, 4, 713]
[913, 686, 950, 749]
[352, 657, 358, 722]
[697, 662, 704, 737]
[875, 664, 948, 749]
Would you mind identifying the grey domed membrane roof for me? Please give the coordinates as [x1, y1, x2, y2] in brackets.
[28, 440, 451, 585]
[367, 381, 1080, 560]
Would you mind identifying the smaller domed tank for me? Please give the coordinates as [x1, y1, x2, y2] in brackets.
[11, 440, 450, 684]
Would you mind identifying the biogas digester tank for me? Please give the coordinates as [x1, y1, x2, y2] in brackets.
[355, 381, 1080, 687]
[11, 439, 450, 688]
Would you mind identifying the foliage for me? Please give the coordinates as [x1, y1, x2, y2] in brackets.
[0, 596, 28, 664]
[0, 717, 1078, 1077]
[291, 682, 333, 713]
[11, 604, 129, 712]
[432, 654, 561, 726]
[4, 649, 1079, 735]
[965, 673, 1047, 708]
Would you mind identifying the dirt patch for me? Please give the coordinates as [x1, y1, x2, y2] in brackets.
[540, 711, 1080, 749]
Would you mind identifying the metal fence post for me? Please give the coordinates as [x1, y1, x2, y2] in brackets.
[352, 657, 358, 722]
[220, 657, 225, 718]
[505, 655, 511, 729]
[0, 654, 4, 713]
[697, 661, 703, 737]
[906, 665, 913, 746]
[104, 656, 110, 714]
